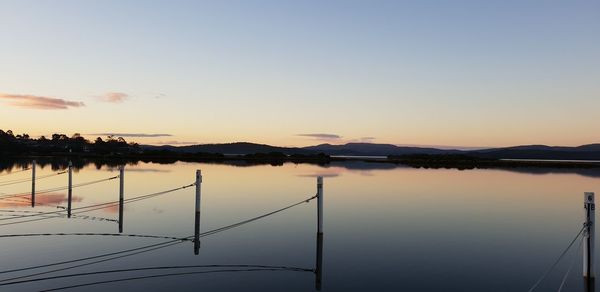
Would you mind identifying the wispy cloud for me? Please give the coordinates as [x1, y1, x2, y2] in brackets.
[96, 92, 128, 103]
[349, 136, 376, 143]
[0, 93, 85, 110]
[297, 133, 342, 141]
[154, 140, 198, 145]
[88, 133, 172, 138]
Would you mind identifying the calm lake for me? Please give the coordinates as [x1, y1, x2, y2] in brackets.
[0, 160, 598, 291]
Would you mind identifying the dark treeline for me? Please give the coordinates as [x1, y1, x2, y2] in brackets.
[0, 129, 138, 154]
[386, 154, 600, 170]
[0, 130, 332, 166]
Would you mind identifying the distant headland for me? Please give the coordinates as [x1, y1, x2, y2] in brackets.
[2, 129, 600, 171]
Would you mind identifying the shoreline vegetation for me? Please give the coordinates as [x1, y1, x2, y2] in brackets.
[1, 130, 600, 173]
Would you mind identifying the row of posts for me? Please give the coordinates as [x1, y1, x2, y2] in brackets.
[30, 160, 124, 233]
[192, 169, 324, 289]
[32, 162, 325, 280]
[26, 160, 600, 287]
[27, 160, 597, 288]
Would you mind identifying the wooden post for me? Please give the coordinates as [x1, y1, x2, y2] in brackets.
[119, 166, 124, 233]
[584, 192, 595, 285]
[31, 160, 36, 207]
[317, 176, 323, 235]
[67, 161, 73, 218]
[194, 170, 202, 255]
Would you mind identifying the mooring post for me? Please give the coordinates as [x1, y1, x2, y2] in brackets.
[67, 161, 73, 218]
[194, 169, 202, 255]
[584, 192, 595, 288]
[119, 166, 124, 233]
[315, 176, 324, 290]
[31, 160, 36, 207]
[317, 176, 323, 235]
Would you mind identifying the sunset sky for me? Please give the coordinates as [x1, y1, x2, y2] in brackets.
[1, 0, 598, 148]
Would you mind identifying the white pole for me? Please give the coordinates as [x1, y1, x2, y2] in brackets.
[584, 192, 595, 281]
[194, 169, 202, 255]
[317, 176, 323, 235]
[31, 160, 36, 207]
[67, 161, 72, 218]
[119, 166, 124, 233]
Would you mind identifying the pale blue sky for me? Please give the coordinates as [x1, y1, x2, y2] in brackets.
[1, 0, 598, 147]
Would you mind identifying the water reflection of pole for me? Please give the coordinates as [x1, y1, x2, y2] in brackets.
[194, 170, 202, 255]
[316, 232, 323, 290]
[31, 160, 36, 208]
[67, 161, 73, 218]
[317, 176, 323, 235]
[119, 166, 124, 233]
[583, 192, 595, 291]
[315, 176, 324, 290]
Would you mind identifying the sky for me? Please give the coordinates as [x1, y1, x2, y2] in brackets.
[1, 0, 599, 148]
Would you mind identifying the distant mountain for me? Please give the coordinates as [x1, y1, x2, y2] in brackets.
[303, 143, 460, 156]
[141, 142, 600, 160]
[471, 144, 600, 160]
[142, 142, 315, 155]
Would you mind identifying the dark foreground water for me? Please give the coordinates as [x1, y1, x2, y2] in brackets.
[0, 161, 598, 291]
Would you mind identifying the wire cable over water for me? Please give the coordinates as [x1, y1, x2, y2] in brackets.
[527, 224, 587, 292]
[0, 264, 312, 288]
[0, 171, 66, 187]
[0, 194, 317, 283]
[556, 236, 584, 292]
[0, 182, 195, 227]
[41, 268, 311, 291]
[0, 211, 117, 224]
[0, 175, 119, 201]
[0, 232, 192, 241]
[0, 167, 30, 177]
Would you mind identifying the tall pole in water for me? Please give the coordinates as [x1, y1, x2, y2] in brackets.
[584, 192, 595, 290]
[119, 166, 124, 233]
[31, 160, 36, 207]
[67, 161, 73, 218]
[194, 170, 202, 255]
[315, 176, 324, 290]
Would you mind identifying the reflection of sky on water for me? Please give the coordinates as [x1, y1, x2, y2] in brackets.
[0, 161, 597, 291]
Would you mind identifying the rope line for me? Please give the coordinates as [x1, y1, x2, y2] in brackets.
[557, 236, 584, 292]
[0, 176, 121, 224]
[0, 232, 191, 241]
[0, 171, 66, 187]
[40, 268, 307, 291]
[0, 181, 190, 227]
[527, 224, 587, 292]
[0, 264, 311, 287]
[0, 175, 119, 200]
[0, 167, 30, 177]
[0, 212, 117, 223]
[0, 194, 317, 282]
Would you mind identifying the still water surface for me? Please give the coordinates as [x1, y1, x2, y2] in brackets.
[0, 161, 598, 291]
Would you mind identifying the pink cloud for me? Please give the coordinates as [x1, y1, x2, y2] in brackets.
[96, 92, 128, 103]
[0, 93, 85, 110]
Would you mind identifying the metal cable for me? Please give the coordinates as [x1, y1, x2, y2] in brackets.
[0, 194, 317, 282]
[0, 167, 30, 177]
[0, 264, 311, 287]
[0, 171, 66, 187]
[557, 236, 585, 292]
[527, 225, 587, 292]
